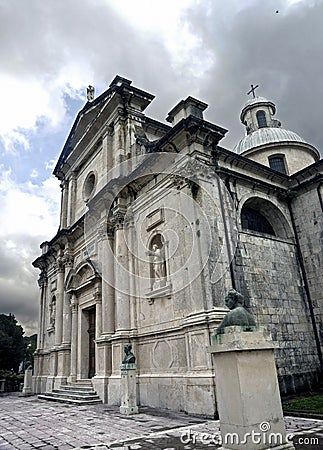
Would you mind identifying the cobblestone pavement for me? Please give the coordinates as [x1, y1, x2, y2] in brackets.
[0, 394, 322, 449]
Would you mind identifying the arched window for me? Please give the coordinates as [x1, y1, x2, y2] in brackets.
[241, 207, 275, 235]
[256, 110, 267, 128]
[268, 155, 287, 174]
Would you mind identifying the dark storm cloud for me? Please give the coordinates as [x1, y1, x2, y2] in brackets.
[0, 0, 192, 120]
[1, 0, 322, 148]
[1, 0, 322, 335]
[0, 0, 220, 144]
[0, 235, 40, 335]
[183, 0, 323, 153]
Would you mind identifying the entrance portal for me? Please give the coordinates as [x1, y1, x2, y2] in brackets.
[88, 307, 96, 378]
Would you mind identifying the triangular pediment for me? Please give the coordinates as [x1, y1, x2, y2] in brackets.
[53, 76, 155, 179]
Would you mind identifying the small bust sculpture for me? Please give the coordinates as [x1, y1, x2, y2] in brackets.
[122, 343, 136, 364]
[216, 289, 256, 335]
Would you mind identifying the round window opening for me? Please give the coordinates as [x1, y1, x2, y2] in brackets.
[83, 172, 96, 202]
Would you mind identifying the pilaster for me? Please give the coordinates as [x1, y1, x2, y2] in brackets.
[37, 270, 48, 350]
[68, 294, 79, 383]
[67, 172, 77, 227]
[112, 198, 131, 333]
[60, 180, 68, 229]
[97, 222, 115, 335]
[54, 255, 65, 347]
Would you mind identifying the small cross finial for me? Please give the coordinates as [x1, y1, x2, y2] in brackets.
[247, 84, 259, 98]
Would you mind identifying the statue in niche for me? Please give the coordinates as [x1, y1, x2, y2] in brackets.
[147, 243, 166, 289]
[49, 299, 56, 327]
[151, 244, 165, 280]
[216, 289, 256, 335]
[122, 343, 136, 364]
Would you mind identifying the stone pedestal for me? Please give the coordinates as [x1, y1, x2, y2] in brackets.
[207, 327, 294, 450]
[119, 363, 138, 415]
[20, 367, 33, 397]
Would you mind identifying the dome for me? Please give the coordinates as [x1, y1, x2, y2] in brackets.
[234, 127, 306, 154]
[240, 96, 276, 122]
[243, 96, 271, 108]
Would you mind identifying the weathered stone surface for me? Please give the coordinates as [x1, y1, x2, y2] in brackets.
[32, 75, 322, 414]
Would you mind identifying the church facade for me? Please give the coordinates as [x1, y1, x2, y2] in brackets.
[33, 76, 322, 415]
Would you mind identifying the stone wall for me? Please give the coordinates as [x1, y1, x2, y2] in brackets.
[291, 185, 323, 358]
[236, 230, 320, 393]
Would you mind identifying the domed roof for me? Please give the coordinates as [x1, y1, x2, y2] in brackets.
[240, 96, 276, 121]
[243, 96, 271, 107]
[233, 127, 306, 154]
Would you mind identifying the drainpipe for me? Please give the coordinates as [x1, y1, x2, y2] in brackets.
[317, 182, 323, 212]
[287, 200, 323, 370]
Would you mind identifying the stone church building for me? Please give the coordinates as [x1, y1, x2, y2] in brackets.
[33, 75, 322, 415]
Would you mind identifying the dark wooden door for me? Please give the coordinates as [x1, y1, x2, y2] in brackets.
[88, 307, 96, 378]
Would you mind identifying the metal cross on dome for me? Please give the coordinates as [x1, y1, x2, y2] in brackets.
[247, 84, 259, 98]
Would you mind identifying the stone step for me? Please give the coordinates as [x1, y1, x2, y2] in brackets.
[59, 385, 96, 393]
[52, 388, 97, 397]
[69, 379, 92, 386]
[47, 391, 100, 401]
[38, 394, 102, 405]
[38, 381, 102, 405]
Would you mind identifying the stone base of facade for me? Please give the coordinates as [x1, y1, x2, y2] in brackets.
[45, 376, 55, 393]
[54, 376, 68, 389]
[33, 376, 48, 394]
[279, 370, 321, 395]
[138, 374, 217, 416]
[107, 372, 217, 416]
[92, 375, 110, 403]
[33, 345, 321, 418]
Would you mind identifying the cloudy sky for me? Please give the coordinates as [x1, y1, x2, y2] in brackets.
[0, 0, 322, 336]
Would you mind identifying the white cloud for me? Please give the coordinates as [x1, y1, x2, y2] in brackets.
[45, 159, 56, 170]
[109, 0, 212, 78]
[0, 166, 61, 334]
[0, 168, 60, 237]
[30, 168, 38, 178]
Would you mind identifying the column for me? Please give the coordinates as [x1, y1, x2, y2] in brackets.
[62, 292, 71, 344]
[55, 258, 65, 346]
[95, 285, 102, 339]
[37, 271, 47, 350]
[100, 229, 115, 335]
[69, 294, 78, 381]
[60, 181, 68, 229]
[62, 250, 73, 345]
[114, 220, 130, 332]
[67, 172, 77, 227]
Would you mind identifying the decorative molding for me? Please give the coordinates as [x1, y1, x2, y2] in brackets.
[146, 208, 164, 231]
[38, 271, 48, 288]
[70, 294, 78, 313]
[145, 283, 172, 303]
[152, 340, 173, 369]
[55, 256, 65, 273]
[63, 252, 74, 268]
